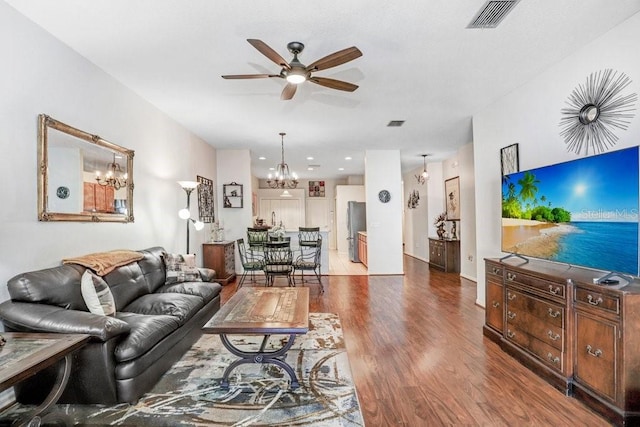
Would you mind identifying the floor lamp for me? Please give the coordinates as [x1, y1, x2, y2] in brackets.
[178, 181, 204, 254]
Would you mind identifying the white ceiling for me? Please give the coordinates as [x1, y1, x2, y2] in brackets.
[6, 0, 640, 180]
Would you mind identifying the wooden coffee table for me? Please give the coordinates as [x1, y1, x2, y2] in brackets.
[203, 287, 309, 389]
[0, 332, 89, 426]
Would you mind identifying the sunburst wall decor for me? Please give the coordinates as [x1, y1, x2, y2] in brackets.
[559, 69, 637, 155]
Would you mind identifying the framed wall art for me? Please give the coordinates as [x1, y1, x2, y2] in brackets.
[308, 180, 325, 197]
[197, 175, 214, 223]
[500, 143, 519, 176]
[444, 176, 460, 220]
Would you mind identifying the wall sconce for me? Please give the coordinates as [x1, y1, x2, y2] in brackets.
[178, 181, 204, 253]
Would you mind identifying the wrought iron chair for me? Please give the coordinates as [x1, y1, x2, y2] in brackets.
[268, 235, 291, 245]
[236, 238, 264, 289]
[263, 241, 294, 288]
[298, 227, 320, 247]
[292, 236, 324, 293]
[247, 227, 269, 251]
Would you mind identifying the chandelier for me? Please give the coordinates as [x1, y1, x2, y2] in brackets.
[415, 154, 430, 185]
[96, 153, 128, 190]
[267, 132, 299, 189]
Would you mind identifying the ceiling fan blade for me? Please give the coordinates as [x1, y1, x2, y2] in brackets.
[281, 83, 297, 100]
[306, 46, 362, 72]
[247, 39, 291, 70]
[221, 74, 280, 79]
[308, 77, 359, 92]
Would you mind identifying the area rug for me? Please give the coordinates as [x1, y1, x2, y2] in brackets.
[7, 313, 363, 426]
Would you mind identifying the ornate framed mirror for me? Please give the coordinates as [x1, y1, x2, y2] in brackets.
[38, 114, 134, 222]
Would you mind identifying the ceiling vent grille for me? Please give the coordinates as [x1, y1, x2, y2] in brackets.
[387, 120, 405, 127]
[467, 0, 520, 29]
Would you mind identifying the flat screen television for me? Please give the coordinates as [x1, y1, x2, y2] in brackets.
[501, 146, 640, 276]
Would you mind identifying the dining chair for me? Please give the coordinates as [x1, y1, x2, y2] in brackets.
[298, 227, 320, 247]
[236, 238, 264, 289]
[247, 227, 269, 251]
[292, 236, 324, 293]
[263, 241, 294, 288]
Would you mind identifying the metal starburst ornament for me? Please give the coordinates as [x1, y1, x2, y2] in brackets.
[559, 69, 637, 155]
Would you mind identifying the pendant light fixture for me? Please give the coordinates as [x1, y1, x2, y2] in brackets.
[415, 154, 430, 185]
[267, 132, 299, 189]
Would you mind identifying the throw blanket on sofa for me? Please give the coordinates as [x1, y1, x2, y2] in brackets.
[63, 250, 145, 276]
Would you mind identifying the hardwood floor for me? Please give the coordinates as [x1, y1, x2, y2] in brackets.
[220, 255, 610, 426]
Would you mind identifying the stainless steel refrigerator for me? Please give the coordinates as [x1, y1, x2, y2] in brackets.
[347, 201, 366, 262]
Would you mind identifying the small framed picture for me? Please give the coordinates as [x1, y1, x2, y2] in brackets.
[500, 143, 519, 176]
[444, 177, 460, 220]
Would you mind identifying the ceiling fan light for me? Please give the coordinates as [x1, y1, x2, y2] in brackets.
[286, 72, 306, 84]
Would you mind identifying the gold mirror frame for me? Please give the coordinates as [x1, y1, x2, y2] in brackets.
[38, 114, 135, 222]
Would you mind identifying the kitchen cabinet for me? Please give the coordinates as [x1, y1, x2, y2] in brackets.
[259, 198, 303, 230]
[83, 182, 115, 213]
[202, 241, 236, 285]
[428, 238, 460, 273]
[358, 232, 367, 268]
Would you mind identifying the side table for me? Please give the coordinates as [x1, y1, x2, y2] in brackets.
[0, 332, 89, 426]
[203, 241, 237, 285]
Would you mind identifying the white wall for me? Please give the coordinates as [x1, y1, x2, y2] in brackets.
[216, 150, 253, 273]
[365, 150, 403, 275]
[473, 12, 640, 306]
[0, 2, 216, 304]
[402, 167, 429, 261]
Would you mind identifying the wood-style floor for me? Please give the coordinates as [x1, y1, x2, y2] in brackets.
[220, 255, 611, 426]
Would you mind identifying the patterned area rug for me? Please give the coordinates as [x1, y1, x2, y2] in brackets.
[8, 313, 363, 426]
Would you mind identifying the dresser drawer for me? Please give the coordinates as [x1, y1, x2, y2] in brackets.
[505, 269, 566, 300]
[486, 261, 503, 281]
[505, 325, 564, 373]
[575, 287, 620, 317]
[506, 288, 564, 329]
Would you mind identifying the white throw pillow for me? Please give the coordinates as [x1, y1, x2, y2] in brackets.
[81, 270, 116, 316]
[163, 253, 202, 285]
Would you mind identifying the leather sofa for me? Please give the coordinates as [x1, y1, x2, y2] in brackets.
[0, 247, 222, 404]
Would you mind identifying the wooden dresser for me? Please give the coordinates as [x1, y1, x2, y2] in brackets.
[203, 241, 236, 285]
[484, 258, 640, 425]
[428, 238, 460, 273]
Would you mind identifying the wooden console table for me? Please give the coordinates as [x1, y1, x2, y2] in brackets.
[0, 333, 89, 426]
[484, 258, 640, 426]
[428, 238, 460, 273]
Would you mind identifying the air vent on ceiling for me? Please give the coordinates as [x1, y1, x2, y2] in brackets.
[467, 0, 520, 29]
[387, 120, 405, 127]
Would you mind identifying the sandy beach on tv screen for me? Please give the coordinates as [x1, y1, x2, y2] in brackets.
[502, 218, 574, 259]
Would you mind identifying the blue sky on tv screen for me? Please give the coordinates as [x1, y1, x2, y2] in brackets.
[503, 146, 639, 222]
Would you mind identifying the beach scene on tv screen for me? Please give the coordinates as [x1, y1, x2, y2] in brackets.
[502, 146, 639, 275]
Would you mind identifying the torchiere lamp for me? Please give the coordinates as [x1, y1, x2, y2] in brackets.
[178, 181, 204, 253]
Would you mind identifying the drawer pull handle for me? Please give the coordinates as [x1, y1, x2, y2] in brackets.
[506, 272, 516, 281]
[547, 308, 561, 318]
[507, 311, 516, 320]
[507, 292, 516, 301]
[586, 345, 603, 358]
[492, 267, 501, 275]
[548, 285, 561, 295]
[587, 295, 603, 306]
[507, 330, 515, 339]
[492, 301, 500, 308]
[547, 353, 560, 364]
[547, 330, 561, 341]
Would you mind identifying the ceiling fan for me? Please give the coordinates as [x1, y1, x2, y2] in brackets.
[222, 39, 362, 100]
